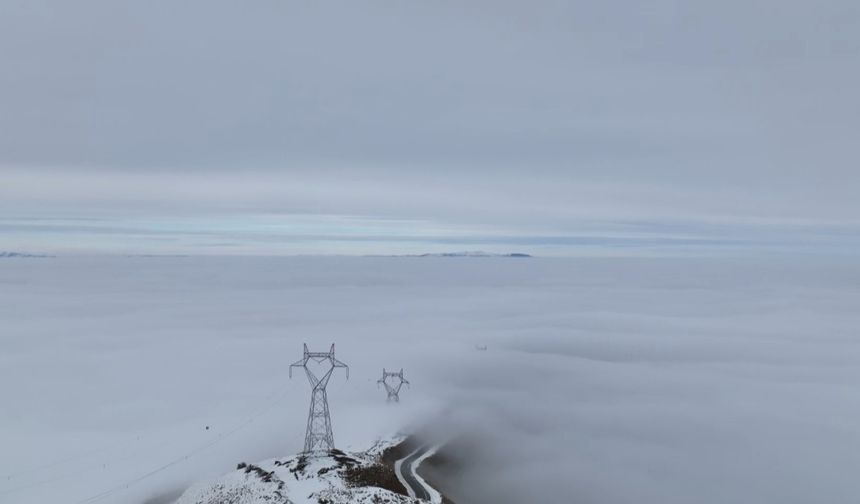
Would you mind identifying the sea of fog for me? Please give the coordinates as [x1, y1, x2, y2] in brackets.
[1, 256, 859, 504]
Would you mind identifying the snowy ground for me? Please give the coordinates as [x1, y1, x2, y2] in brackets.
[176, 436, 416, 504]
[2, 256, 860, 503]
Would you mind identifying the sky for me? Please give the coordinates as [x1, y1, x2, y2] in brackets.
[1, 0, 859, 255]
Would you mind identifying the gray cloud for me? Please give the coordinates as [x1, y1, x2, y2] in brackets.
[1, 1, 859, 254]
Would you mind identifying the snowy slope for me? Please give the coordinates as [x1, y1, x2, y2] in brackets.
[176, 437, 421, 504]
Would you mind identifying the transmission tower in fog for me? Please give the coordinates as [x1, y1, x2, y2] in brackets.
[290, 344, 349, 453]
[377, 368, 410, 403]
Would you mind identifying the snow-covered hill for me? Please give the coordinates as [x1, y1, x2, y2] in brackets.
[176, 437, 424, 504]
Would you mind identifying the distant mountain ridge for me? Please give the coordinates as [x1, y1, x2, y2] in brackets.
[0, 251, 54, 258]
[373, 251, 531, 258]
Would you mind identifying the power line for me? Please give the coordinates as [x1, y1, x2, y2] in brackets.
[0, 434, 174, 498]
[1, 431, 150, 481]
[4, 386, 288, 504]
[1, 384, 273, 482]
[74, 386, 287, 504]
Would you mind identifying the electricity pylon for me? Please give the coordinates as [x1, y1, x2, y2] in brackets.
[377, 368, 410, 403]
[290, 344, 349, 453]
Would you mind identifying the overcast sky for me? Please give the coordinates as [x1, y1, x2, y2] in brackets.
[1, 0, 859, 255]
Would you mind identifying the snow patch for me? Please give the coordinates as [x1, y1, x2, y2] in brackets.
[176, 437, 422, 504]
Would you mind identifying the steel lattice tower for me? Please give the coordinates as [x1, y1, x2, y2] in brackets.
[377, 368, 410, 403]
[290, 344, 349, 453]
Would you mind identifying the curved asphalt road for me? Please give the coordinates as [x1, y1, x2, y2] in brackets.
[395, 444, 439, 503]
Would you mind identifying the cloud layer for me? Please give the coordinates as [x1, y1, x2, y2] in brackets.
[2, 256, 859, 503]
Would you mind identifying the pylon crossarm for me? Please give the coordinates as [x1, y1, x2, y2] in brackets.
[332, 359, 349, 379]
[289, 362, 303, 379]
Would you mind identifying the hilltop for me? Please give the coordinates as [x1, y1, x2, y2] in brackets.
[175, 436, 447, 504]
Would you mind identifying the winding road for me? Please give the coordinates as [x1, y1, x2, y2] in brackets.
[395, 444, 441, 503]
